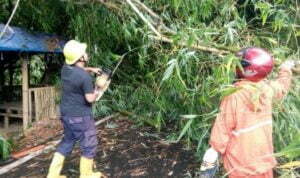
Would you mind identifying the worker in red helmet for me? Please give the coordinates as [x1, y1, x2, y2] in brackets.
[200, 47, 296, 178]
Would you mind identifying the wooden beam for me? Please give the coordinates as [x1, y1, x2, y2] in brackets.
[4, 109, 10, 129]
[0, 65, 4, 95]
[22, 57, 29, 131]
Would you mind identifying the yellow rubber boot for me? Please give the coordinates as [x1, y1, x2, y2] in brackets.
[47, 152, 66, 178]
[80, 157, 105, 178]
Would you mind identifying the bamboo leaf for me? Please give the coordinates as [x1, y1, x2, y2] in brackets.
[278, 161, 300, 169]
[278, 134, 300, 159]
[226, 55, 234, 75]
[161, 59, 177, 82]
[176, 118, 193, 142]
[180, 114, 199, 119]
[0, 135, 11, 160]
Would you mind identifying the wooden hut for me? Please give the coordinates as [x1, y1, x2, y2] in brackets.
[0, 24, 65, 131]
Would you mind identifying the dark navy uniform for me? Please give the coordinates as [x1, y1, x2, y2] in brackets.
[57, 64, 98, 158]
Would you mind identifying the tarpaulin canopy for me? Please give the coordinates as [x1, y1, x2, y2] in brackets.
[0, 24, 66, 53]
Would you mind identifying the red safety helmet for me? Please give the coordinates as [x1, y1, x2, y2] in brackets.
[236, 47, 274, 82]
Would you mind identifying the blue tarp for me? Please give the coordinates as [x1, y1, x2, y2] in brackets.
[0, 24, 66, 53]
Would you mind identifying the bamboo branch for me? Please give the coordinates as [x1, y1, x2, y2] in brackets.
[96, 0, 230, 55]
[131, 0, 176, 34]
[0, 0, 20, 39]
[125, 0, 162, 37]
[132, 0, 160, 20]
[60, 0, 123, 10]
[95, 114, 118, 125]
[97, 0, 123, 11]
[148, 35, 229, 57]
[0, 142, 58, 175]
[96, 0, 231, 55]
[125, 0, 229, 56]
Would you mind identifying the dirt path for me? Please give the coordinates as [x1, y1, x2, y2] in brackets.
[2, 118, 199, 178]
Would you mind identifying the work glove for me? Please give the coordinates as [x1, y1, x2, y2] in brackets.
[280, 60, 297, 70]
[199, 147, 219, 178]
[289, 60, 300, 74]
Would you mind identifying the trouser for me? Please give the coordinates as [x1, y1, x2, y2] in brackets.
[229, 170, 273, 178]
[57, 116, 98, 159]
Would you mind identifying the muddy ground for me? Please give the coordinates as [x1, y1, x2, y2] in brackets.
[2, 118, 200, 178]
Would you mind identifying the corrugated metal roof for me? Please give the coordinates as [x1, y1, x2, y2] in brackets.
[0, 24, 66, 53]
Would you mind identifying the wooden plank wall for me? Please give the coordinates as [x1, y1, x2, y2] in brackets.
[29, 87, 58, 122]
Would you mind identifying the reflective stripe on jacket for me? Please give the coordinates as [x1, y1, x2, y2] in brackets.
[232, 120, 272, 136]
[209, 68, 292, 177]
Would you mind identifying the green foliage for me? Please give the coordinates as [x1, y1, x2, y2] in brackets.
[279, 135, 300, 159]
[274, 79, 300, 159]
[0, 135, 11, 160]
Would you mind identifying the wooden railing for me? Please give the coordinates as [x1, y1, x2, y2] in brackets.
[0, 86, 59, 129]
[0, 102, 23, 129]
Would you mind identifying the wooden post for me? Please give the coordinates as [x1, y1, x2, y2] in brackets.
[28, 89, 32, 123]
[4, 109, 10, 129]
[0, 62, 4, 94]
[9, 63, 13, 87]
[22, 57, 29, 131]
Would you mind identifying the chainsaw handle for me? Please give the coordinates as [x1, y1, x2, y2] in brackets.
[96, 68, 112, 79]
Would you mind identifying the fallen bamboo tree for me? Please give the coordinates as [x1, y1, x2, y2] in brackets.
[125, 0, 232, 56]
[0, 114, 118, 175]
[96, 0, 232, 56]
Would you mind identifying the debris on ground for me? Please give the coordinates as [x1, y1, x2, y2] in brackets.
[13, 118, 63, 152]
[3, 117, 199, 178]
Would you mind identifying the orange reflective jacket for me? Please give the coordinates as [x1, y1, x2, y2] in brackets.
[209, 68, 292, 177]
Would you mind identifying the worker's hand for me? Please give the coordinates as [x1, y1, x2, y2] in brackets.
[91, 67, 102, 74]
[85, 67, 101, 74]
[280, 60, 296, 70]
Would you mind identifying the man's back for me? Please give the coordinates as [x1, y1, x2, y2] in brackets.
[60, 64, 94, 117]
[209, 67, 292, 177]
